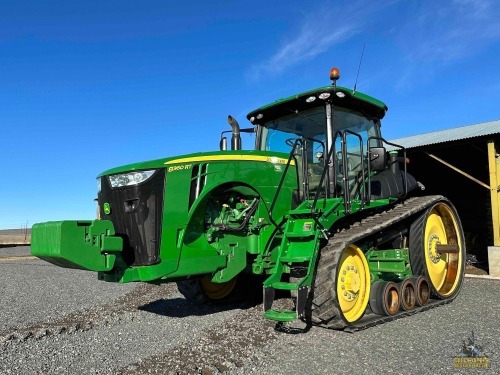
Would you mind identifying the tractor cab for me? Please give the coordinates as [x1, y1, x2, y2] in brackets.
[247, 68, 390, 208]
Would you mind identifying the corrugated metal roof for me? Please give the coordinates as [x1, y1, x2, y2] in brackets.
[388, 120, 500, 149]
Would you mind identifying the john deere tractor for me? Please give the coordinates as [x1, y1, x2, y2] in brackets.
[32, 68, 465, 329]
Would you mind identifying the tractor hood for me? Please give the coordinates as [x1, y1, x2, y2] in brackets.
[98, 150, 292, 177]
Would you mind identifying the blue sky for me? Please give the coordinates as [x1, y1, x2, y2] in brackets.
[1, 0, 499, 229]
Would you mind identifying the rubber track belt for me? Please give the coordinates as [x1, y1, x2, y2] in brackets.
[312, 195, 457, 332]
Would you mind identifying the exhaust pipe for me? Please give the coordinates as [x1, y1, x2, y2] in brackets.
[227, 115, 241, 150]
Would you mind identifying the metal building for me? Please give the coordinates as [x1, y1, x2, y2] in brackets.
[389, 120, 500, 275]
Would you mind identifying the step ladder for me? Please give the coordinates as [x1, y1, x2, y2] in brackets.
[262, 214, 320, 322]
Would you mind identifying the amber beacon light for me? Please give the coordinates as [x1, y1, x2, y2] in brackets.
[329, 67, 340, 83]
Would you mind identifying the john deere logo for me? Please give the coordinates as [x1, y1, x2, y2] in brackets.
[103, 203, 111, 215]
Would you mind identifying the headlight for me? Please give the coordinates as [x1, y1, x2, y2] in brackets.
[108, 170, 156, 188]
[97, 177, 102, 193]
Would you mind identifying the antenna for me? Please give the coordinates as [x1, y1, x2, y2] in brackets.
[353, 43, 366, 94]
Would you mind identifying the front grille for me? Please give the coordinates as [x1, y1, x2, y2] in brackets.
[98, 169, 165, 266]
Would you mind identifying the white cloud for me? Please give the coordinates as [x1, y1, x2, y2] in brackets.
[398, 0, 500, 62]
[265, 24, 356, 75]
[247, 1, 397, 82]
[246, 0, 500, 90]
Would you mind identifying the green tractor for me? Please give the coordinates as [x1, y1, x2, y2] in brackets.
[32, 68, 465, 329]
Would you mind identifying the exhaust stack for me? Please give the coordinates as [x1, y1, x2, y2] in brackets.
[227, 115, 241, 150]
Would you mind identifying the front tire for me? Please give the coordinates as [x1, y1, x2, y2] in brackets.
[176, 276, 237, 304]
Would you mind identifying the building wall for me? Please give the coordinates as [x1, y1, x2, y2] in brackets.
[404, 138, 494, 266]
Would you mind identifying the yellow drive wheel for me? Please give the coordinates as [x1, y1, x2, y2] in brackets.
[336, 244, 371, 323]
[410, 200, 465, 299]
[200, 276, 237, 300]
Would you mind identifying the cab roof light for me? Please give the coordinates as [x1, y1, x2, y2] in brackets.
[330, 67, 340, 85]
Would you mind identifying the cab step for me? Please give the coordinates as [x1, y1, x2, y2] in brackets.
[279, 256, 310, 263]
[284, 232, 315, 238]
[263, 285, 309, 322]
[272, 281, 299, 290]
[263, 309, 297, 322]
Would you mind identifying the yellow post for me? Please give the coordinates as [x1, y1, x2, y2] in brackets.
[487, 141, 500, 246]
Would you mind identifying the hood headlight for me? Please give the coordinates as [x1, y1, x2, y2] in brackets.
[108, 170, 156, 188]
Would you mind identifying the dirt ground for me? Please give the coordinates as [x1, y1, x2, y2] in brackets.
[0, 235, 30, 245]
[465, 263, 489, 275]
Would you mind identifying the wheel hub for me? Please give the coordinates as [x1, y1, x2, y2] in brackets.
[427, 233, 442, 263]
[340, 263, 360, 301]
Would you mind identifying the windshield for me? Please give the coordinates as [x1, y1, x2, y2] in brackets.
[257, 104, 381, 200]
[258, 106, 379, 154]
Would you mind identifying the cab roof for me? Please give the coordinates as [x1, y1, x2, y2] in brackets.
[246, 85, 388, 124]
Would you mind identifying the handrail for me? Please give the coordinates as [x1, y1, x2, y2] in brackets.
[343, 129, 365, 211]
[311, 130, 346, 214]
[268, 139, 303, 232]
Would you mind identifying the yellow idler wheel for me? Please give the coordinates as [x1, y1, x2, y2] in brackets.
[200, 276, 237, 300]
[409, 200, 465, 299]
[336, 244, 371, 323]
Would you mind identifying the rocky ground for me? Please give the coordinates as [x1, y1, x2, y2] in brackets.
[1, 246, 498, 374]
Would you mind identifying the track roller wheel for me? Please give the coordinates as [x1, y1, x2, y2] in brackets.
[398, 278, 416, 311]
[409, 201, 465, 299]
[407, 276, 430, 306]
[176, 276, 237, 304]
[369, 281, 400, 316]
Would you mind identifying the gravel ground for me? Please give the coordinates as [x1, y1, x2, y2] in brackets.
[0, 246, 136, 330]
[0, 245, 33, 258]
[230, 278, 500, 375]
[1, 246, 499, 374]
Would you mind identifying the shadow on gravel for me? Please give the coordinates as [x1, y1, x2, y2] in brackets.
[274, 321, 313, 334]
[138, 297, 261, 318]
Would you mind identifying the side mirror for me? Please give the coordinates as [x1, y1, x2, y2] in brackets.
[369, 147, 386, 171]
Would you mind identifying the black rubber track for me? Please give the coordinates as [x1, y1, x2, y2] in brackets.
[409, 199, 466, 299]
[408, 210, 428, 281]
[308, 195, 465, 331]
